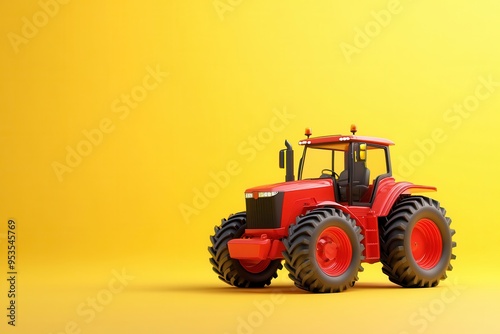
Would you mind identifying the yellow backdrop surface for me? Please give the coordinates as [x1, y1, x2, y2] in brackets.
[0, 1, 499, 333]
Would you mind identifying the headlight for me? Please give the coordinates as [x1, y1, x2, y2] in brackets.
[245, 191, 279, 199]
[258, 191, 278, 198]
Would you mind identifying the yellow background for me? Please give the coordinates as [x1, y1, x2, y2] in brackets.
[1, 1, 499, 333]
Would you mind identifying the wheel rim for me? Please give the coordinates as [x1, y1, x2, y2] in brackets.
[316, 227, 352, 276]
[411, 218, 443, 270]
[239, 259, 271, 274]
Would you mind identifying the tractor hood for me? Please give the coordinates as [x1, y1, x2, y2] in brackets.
[245, 179, 333, 196]
[244, 179, 336, 230]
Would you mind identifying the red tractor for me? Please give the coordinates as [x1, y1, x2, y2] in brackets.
[209, 126, 456, 293]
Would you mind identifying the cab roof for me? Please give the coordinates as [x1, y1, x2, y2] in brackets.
[299, 134, 395, 151]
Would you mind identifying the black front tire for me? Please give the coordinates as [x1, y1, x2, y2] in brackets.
[283, 208, 364, 293]
[380, 196, 456, 288]
[209, 212, 282, 288]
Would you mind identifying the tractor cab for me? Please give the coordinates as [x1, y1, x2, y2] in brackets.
[294, 126, 394, 206]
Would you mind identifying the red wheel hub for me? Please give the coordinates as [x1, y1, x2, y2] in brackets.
[411, 218, 442, 270]
[239, 259, 271, 274]
[316, 227, 352, 276]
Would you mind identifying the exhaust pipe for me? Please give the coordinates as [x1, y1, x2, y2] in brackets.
[279, 140, 294, 182]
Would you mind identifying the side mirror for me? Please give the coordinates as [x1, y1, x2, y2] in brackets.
[279, 149, 285, 169]
[280, 140, 295, 182]
[359, 143, 367, 161]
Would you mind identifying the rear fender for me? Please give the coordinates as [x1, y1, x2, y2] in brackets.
[371, 178, 436, 217]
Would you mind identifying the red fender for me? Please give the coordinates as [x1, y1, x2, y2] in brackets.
[371, 177, 437, 217]
[315, 201, 359, 221]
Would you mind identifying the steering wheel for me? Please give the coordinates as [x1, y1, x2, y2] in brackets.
[321, 169, 339, 179]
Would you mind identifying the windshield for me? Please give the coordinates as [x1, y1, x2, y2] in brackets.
[299, 147, 346, 180]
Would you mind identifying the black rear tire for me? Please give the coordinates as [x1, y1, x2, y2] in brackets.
[380, 196, 456, 288]
[283, 207, 364, 293]
[209, 212, 282, 288]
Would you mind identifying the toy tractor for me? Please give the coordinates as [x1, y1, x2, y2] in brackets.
[209, 126, 456, 293]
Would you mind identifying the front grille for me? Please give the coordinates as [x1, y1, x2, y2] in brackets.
[245, 193, 284, 229]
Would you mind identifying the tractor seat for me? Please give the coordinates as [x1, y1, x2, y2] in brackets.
[338, 162, 370, 202]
